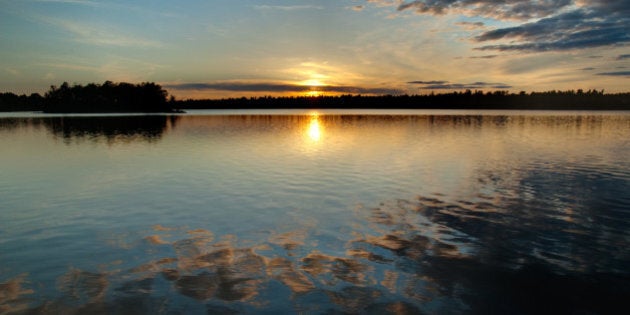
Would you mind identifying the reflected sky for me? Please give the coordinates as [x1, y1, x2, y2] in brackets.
[1, 111, 629, 314]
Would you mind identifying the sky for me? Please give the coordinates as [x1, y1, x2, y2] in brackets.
[0, 0, 629, 99]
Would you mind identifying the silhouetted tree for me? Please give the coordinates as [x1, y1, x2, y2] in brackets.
[0, 92, 44, 111]
[42, 81, 176, 113]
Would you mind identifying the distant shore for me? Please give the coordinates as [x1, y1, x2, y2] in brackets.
[2, 82, 630, 112]
[175, 91, 630, 111]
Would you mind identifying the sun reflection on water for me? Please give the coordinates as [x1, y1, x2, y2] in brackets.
[307, 114, 322, 142]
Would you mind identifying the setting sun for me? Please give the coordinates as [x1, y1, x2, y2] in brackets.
[300, 77, 327, 96]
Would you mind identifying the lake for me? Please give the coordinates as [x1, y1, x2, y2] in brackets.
[1, 110, 629, 314]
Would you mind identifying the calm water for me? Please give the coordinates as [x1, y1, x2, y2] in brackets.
[1, 110, 629, 314]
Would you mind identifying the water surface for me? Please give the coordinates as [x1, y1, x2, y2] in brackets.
[1, 110, 629, 314]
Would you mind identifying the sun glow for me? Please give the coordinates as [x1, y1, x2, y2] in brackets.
[300, 78, 327, 96]
[305, 90, 322, 97]
[301, 79, 326, 87]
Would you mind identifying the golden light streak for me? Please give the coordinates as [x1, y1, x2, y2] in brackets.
[307, 115, 322, 141]
[301, 78, 325, 87]
[305, 90, 322, 97]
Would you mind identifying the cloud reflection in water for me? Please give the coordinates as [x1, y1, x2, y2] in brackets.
[2, 113, 629, 314]
[9, 185, 628, 314]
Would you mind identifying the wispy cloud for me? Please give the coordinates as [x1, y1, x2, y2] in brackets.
[455, 21, 485, 30]
[4, 68, 21, 76]
[597, 71, 630, 77]
[33, 0, 98, 5]
[364, 0, 400, 8]
[396, 0, 572, 20]
[40, 62, 100, 72]
[165, 82, 402, 95]
[254, 5, 324, 11]
[320, 85, 402, 94]
[475, 5, 630, 52]
[469, 55, 498, 59]
[33, 0, 181, 18]
[44, 18, 162, 48]
[474, 1, 630, 52]
[39, 55, 164, 82]
[408, 80, 512, 89]
[364, 1, 630, 52]
[407, 80, 447, 85]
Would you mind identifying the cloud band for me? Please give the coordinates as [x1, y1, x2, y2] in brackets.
[165, 82, 403, 95]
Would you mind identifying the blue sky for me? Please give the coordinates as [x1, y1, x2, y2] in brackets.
[1, 0, 628, 98]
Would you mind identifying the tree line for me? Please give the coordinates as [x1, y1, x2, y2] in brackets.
[178, 89, 630, 110]
[2, 83, 630, 112]
[1, 81, 176, 113]
[0, 92, 44, 111]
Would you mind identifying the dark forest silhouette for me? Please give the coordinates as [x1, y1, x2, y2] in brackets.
[1, 81, 177, 113]
[0, 92, 44, 111]
[43, 81, 176, 113]
[179, 89, 630, 110]
[2, 83, 630, 112]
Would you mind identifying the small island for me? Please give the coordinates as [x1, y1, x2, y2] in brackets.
[1, 81, 630, 112]
[1, 81, 179, 113]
